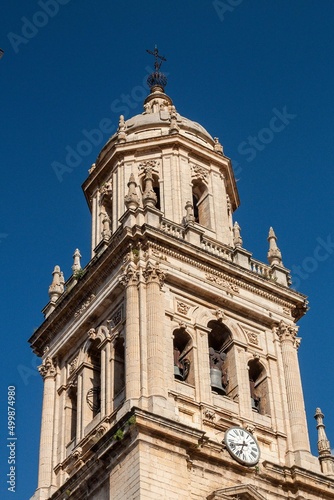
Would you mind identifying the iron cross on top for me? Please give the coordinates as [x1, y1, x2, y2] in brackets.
[146, 46, 166, 72]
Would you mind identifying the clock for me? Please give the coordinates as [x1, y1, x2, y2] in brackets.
[224, 427, 260, 466]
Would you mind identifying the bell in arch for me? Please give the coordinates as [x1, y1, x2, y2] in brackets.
[209, 347, 226, 395]
[174, 347, 184, 381]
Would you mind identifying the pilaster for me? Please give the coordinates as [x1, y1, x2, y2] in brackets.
[37, 357, 57, 494]
[144, 260, 167, 400]
[120, 259, 141, 402]
[275, 321, 311, 458]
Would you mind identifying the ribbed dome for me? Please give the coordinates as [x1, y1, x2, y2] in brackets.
[124, 109, 214, 148]
[98, 86, 218, 162]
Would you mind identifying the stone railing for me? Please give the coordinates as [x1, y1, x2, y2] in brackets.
[249, 258, 272, 278]
[160, 220, 185, 239]
[201, 237, 233, 262]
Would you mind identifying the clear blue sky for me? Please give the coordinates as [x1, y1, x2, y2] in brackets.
[1, 1, 334, 498]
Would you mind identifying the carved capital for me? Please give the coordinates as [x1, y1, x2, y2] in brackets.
[143, 261, 165, 287]
[274, 320, 301, 348]
[119, 263, 139, 287]
[38, 357, 56, 379]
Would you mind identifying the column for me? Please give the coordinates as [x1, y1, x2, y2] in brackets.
[121, 261, 141, 400]
[276, 321, 310, 452]
[144, 261, 166, 397]
[37, 357, 56, 491]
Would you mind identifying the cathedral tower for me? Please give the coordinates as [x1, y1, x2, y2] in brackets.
[30, 51, 334, 500]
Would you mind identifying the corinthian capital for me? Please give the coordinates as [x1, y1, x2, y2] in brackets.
[274, 320, 301, 348]
[143, 261, 165, 287]
[119, 262, 139, 288]
[38, 357, 56, 379]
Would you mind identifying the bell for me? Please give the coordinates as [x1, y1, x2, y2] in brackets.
[174, 365, 184, 381]
[251, 397, 260, 412]
[210, 367, 226, 395]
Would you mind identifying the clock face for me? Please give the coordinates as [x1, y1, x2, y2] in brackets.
[224, 427, 260, 466]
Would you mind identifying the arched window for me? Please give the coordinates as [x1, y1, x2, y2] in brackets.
[113, 336, 125, 407]
[192, 180, 211, 227]
[67, 384, 77, 444]
[248, 359, 270, 416]
[173, 328, 193, 385]
[153, 177, 161, 210]
[208, 321, 235, 398]
[86, 339, 101, 418]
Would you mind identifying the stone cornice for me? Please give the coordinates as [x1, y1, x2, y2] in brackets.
[261, 461, 334, 497]
[146, 236, 306, 314]
[30, 220, 306, 356]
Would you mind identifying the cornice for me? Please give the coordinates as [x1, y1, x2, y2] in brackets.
[146, 234, 306, 313]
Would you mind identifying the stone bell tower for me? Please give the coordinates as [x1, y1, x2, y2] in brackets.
[30, 49, 334, 500]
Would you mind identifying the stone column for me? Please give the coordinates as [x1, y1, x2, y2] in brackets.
[37, 357, 57, 491]
[144, 261, 166, 398]
[276, 321, 310, 452]
[120, 261, 141, 401]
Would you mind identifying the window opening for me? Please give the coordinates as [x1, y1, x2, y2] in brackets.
[173, 328, 192, 383]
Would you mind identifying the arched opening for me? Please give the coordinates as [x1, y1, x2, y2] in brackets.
[67, 385, 77, 444]
[248, 359, 270, 415]
[192, 193, 199, 222]
[208, 321, 235, 398]
[114, 337, 125, 406]
[86, 339, 101, 418]
[192, 180, 211, 227]
[153, 180, 161, 210]
[173, 328, 194, 385]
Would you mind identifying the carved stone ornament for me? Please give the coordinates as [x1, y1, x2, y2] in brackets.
[74, 294, 96, 318]
[203, 409, 216, 421]
[69, 355, 79, 375]
[139, 160, 159, 174]
[191, 163, 208, 182]
[38, 357, 56, 379]
[205, 273, 239, 293]
[178, 321, 187, 330]
[245, 330, 259, 346]
[94, 423, 108, 440]
[245, 424, 255, 435]
[215, 309, 226, 322]
[274, 320, 301, 348]
[143, 261, 165, 287]
[108, 306, 123, 327]
[177, 301, 191, 315]
[119, 263, 139, 287]
[99, 181, 112, 197]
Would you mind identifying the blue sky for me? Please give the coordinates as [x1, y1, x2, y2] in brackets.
[1, 1, 334, 497]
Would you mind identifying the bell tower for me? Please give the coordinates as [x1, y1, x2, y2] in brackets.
[30, 51, 334, 500]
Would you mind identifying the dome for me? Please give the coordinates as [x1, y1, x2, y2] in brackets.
[100, 86, 216, 158]
[124, 108, 214, 148]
